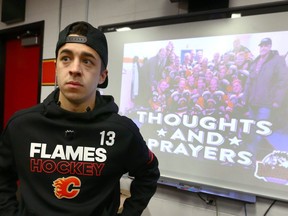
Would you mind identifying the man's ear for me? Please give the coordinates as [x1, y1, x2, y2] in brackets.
[55, 60, 58, 87]
[99, 69, 108, 84]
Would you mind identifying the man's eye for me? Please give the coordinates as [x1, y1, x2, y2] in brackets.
[83, 59, 94, 65]
[61, 56, 70, 62]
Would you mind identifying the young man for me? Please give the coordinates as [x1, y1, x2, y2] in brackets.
[0, 21, 160, 216]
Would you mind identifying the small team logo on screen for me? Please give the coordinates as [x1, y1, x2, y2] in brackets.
[52, 176, 81, 199]
[255, 151, 288, 184]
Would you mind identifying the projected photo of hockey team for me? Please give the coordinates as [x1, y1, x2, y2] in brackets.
[119, 31, 288, 186]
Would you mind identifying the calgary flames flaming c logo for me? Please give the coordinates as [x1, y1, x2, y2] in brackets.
[52, 176, 81, 199]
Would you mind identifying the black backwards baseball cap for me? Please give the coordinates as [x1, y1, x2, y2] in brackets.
[55, 21, 108, 88]
[258, 38, 272, 46]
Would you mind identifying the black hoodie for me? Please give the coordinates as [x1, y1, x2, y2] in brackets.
[0, 88, 160, 216]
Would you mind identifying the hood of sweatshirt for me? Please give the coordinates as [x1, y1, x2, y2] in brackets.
[41, 88, 119, 121]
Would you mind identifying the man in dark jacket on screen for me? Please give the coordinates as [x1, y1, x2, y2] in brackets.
[243, 37, 288, 157]
[244, 38, 287, 115]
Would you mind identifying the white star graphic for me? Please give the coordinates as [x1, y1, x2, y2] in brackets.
[157, 128, 167, 137]
[229, 136, 242, 146]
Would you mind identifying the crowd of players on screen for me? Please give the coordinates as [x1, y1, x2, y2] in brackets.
[133, 39, 253, 121]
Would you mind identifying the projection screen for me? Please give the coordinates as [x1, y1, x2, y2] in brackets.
[100, 11, 288, 202]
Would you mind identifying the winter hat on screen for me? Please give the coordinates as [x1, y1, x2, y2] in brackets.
[258, 37, 272, 46]
[55, 21, 108, 88]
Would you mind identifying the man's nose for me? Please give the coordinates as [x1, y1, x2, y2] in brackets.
[69, 59, 82, 74]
